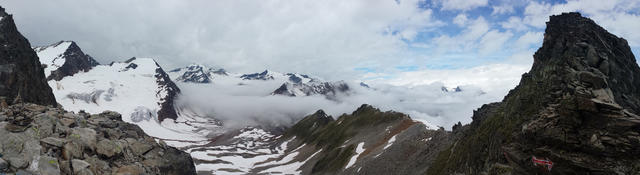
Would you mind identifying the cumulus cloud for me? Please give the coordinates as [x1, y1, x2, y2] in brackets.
[436, 0, 489, 11]
[453, 13, 469, 27]
[492, 4, 515, 15]
[2, 0, 443, 81]
[521, 0, 640, 46]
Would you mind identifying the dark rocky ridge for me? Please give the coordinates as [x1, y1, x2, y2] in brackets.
[267, 104, 451, 175]
[428, 12, 640, 174]
[154, 62, 181, 122]
[0, 103, 196, 174]
[0, 6, 57, 106]
[34, 41, 100, 81]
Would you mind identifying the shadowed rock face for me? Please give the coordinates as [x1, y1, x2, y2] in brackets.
[155, 65, 181, 122]
[428, 12, 640, 175]
[0, 6, 57, 106]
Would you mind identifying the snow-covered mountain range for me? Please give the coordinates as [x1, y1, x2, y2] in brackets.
[34, 41, 478, 174]
[169, 64, 352, 98]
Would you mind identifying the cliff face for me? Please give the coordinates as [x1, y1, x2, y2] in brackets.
[0, 7, 57, 106]
[429, 12, 640, 174]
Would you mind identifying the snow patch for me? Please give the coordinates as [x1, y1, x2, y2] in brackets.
[345, 142, 365, 169]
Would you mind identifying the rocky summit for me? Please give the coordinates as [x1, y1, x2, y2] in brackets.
[0, 7, 57, 106]
[428, 12, 640, 174]
[0, 103, 196, 175]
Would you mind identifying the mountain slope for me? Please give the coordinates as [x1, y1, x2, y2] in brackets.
[34, 41, 100, 81]
[48, 57, 185, 134]
[242, 105, 450, 175]
[428, 12, 640, 174]
[0, 6, 56, 106]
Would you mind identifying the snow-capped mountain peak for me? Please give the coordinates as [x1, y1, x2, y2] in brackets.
[49, 57, 181, 123]
[169, 64, 212, 83]
[34, 40, 99, 80]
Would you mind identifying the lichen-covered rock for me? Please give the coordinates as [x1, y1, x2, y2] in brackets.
[0, 103, 197, 175]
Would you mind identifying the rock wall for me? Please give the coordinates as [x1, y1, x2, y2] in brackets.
[0, 7, 57, 106]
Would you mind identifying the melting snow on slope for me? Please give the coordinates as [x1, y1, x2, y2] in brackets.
[187, 128, 287, 174]
[260, 148, 323, 174]
[345, 142, 365, 169]
[383, 135, 397, 150]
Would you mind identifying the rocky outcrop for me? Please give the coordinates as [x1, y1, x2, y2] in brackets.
[428, 12, 640, 174]
[0, 103, 197, 174]
[0, 6, 57, 106]
[34, 41, 100, 81]
[155, 63, 181, 122]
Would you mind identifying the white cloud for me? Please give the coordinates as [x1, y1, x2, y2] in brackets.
[492, 4, 515, 15]
[520, 0, 640, 47]
[479, 30, 513, 55]
[514, 31, 543, 50]
[1, 0, 443, 81]
[438, 0, 489, 11]
[453, 13, 468, 27]
[501, 16, 529, 31]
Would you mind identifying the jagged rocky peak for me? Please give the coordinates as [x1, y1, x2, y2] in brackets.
[429, 12, 640, 174]
[34, 40, 100, 81]
[536, 12, 640, 113]
[169, 64, 212, 83]
[169, 64, 229, 83]
[0, 6, 57, 106]
[240, 70, 275, 80]
[272, 80, 350, 98]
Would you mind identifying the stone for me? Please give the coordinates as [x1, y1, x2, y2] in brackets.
[6, 156, 28, 169]
[37, 156, 61, 175]
[114, 165, 142, 175]
[578, 71, 607, 88]
[130, 141, 153, 155]
[0, 158, 8, 171]
[85, 156, 110, 175]
[59, 118, 75, 127]
[98, 120, 118, 128]
[16, 170, 35, 175]
[96, 139, 122, 158]
[71, 159, 91, 174]
[33, 113, 56, 138]
[68, 128, 97, 151]
[5, 123, 29, 132]
[62, 142, 83, 160]
[40, 137, 66, 147]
